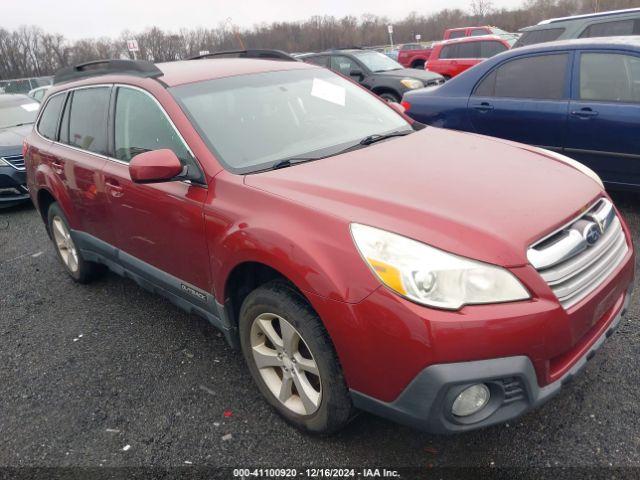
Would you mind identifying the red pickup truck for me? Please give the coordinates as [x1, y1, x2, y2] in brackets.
[397, 43, 433, 69]
[444, 26, 510, 39]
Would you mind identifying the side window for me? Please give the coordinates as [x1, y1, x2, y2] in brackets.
[37, 93, 65, 140]
[330, 56, 356, 75]
[470, 28, 489, 36]
[474, 54, 568, 99]
[513, 28, 565, 48]
[480, 41, 508, 58]
[114, 87, 193, 163]
[580, 53, 640, 103]
[305, 56, 329, 67]
[579, 19, 637, 38]
[448, 30, 466, 39]
[438, 45, 456, 59]
[63, 87, 111, 155]
[457, 42, 481, 58]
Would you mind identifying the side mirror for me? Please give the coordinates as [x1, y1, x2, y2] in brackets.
[350, 69, 364, 79]
[129, 149, 184, 184]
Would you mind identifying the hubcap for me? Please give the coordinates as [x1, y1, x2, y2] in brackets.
[250, 313, 322, 416]
[52, 216, 79, 273]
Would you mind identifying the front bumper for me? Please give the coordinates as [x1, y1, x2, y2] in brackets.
[351, 288, 631, 434]
[0, 165, 29, 206]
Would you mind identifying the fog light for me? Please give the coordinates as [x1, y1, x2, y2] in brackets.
[451, 384, 490, 417]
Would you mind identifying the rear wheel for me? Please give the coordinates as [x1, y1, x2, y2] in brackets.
[239, 281, 353, 434]
[47, 203, 103, 283]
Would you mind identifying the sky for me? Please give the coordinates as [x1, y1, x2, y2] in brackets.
[4, 0, 523, 39]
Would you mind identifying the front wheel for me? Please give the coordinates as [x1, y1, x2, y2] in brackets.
[379, 92, 401, 103]
[239, 281, 354, 434]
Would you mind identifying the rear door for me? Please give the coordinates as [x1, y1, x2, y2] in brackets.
[102, 85, 211, 292]
[565, 50, 640, 188]
[468, 52, 571, 150]
[48, 86, 114, 245]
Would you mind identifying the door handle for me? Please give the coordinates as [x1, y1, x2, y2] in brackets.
[50, 159, 64, 174]
[105, 179, 124, 198]
[473, 102, 494, 112]
[571, 108, 599, 118]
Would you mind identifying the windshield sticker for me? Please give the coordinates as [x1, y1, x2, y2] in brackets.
[21, 103, 40, 112]
[311, 78, 346, 106]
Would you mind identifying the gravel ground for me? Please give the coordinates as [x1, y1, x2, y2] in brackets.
[0, 192, 639, 471]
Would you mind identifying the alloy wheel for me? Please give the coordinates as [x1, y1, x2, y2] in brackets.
[52, 216, 79, 273]
[250, 312, 322, 416]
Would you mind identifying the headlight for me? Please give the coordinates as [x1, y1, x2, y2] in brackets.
[400, 78, 424, 89]
[535, 147, 604, 189]
[350, 224, 530, 310]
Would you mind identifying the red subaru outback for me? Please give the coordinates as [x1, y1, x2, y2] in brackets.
[25, 55, 634, 434]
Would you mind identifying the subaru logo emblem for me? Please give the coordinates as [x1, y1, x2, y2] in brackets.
[585, 223, 601, 245]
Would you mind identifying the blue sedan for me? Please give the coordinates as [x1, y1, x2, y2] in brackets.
[403, 37, 640, 190]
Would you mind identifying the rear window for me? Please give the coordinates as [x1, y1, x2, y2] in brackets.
[470, 28, 489, 36]
[37, 93, 65, 140]
[59, 87, 110, 155]
[579, 19, 640, 38]
[474, 54, 568, 99]
[480, 41, 509, 58]
[513, 28, 565, 48]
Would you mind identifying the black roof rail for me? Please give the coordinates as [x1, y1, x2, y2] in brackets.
[188, 49, 298, 62]
[540, 7, 640, 25]
[53, 59, 163, 85]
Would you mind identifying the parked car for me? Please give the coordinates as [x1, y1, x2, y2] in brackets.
[0, 76, 53, 95]
[397, 43, 433, 69]
[301, 49, 444, 102]
[25, 57, 634, 435]
[403, 37, 640, 191]
[425, 36, 513, 79]
[514, 7, 640, 48]
[0, 94, 39, 207]
[28, 85, 52, 103]
[444, 26, 511, 40]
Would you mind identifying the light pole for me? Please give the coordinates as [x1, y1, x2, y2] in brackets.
[387, 25, 394, 48]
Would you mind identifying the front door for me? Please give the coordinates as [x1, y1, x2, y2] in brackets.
[565, 50, 640, 188]
[468, 52, 571, 150]
[102, 85, 211, 296]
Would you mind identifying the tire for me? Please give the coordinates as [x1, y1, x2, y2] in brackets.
[379, 92, 401, 103]
[239, 280, 354, 434]
[47, 202, 103, 283]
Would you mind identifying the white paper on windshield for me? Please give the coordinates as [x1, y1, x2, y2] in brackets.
[311, 78, 345, 106]
[21, 103, 39, 112]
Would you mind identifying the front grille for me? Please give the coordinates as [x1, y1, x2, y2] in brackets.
[2, 155, 26, 171]
[527, 198, 628, 309]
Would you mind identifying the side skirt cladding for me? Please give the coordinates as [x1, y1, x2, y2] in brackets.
[72, 230, 239, 349]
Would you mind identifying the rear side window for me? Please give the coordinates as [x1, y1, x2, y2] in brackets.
[114, 87, 193, 164]
[37, 93, 65, 140]
[474, 54, 568, 99]
[60, 87, 110, 155]
[579, 53, 640, 103]
[439, 45, 457, 59]
[480, 41, 508, 58]
[579, 19, 640, 38]
[513, 28, 565, 48]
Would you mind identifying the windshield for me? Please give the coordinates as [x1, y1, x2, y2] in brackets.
[351, 51, 403, 72]
[171, 68, 411, 173]
[0, 99, 39, 129]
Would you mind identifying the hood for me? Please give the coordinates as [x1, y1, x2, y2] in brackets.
[245, 127, 602, 267]
[0, 124, 32, 157]
[377, 68, 443, 82]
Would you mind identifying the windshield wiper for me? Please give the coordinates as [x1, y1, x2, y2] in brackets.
[359, 130, 413, 146]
